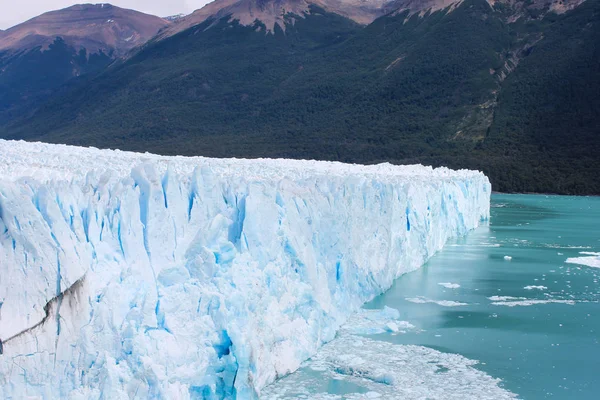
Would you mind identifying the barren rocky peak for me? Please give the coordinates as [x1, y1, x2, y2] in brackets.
[488, 0, 587, 21]
[386, 0, 461, 15]
[0, 3, 169, 55]
[157, 0, 395, 38]
[158, 0, 587, 39]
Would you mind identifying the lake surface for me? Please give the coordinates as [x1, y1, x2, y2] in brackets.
[262, 194, 600, 399]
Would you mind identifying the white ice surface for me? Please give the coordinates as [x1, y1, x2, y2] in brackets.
[405, 297, 468, 307]
[0, 140, 490, 399]
[438, 282, 460, 289]
[491, 299, 575, 307]
[523, 286, 547, 291]
[488, 296, 575, 307]
[488, 296, 525, 302]
[566, 252, 600, 269]
[338, 307, 415, 336]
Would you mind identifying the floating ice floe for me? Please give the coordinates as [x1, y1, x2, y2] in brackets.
[566, 252, 600, 269]
[438, 282, 461, 289]
[488, 296, 575, 307]
[488, 296, 526, 302]
[503, 256, 513, 261]
[405, 297, 468, 307]
[491, 299, 576, 307]
[523, 285, 548, 291]
[340, 307, 416, 335]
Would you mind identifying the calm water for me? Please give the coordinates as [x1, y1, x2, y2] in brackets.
[263, 194, 600, 399]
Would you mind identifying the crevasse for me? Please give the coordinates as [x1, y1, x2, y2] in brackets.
[0, 140, 490, 399]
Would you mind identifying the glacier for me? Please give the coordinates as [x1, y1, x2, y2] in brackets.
[0, 140, 490, 399]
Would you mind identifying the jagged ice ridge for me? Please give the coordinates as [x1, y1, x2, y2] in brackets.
[0, 140, 490, 398]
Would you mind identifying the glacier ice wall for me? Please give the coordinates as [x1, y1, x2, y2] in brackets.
[0, 140, 490, 399]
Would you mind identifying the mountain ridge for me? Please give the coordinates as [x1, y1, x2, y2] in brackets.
[0, 3, 169, 56]
[154, 0, 586, 39]
[0, 3, 170, 131]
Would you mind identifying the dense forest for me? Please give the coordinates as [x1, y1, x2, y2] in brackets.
[0, 39, 112, 125]
[1, 0, 598, 194]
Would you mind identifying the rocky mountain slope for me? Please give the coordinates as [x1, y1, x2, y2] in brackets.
[0, 4, 168, 126]
[155, 0, 585, 38]
[0, 3, 169, 55]
[155, 0, 393, 37]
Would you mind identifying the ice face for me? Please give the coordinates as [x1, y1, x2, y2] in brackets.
[0, 140, 490, 399]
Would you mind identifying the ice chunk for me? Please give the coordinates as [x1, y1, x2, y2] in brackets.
[491, 299, 576, 307]
[489, 295, 575, 307]
[0, 140, 490, 399]
[405, 297, 468, 307]
[565, 252, 600, 268]
[503, 256, 512, 261]
[488, 296, 526, 302]
[438, 282, 460, 289]
[339, 307, 415, 335]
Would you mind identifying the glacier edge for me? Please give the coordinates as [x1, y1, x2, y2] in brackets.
[0, 140, 490, 399]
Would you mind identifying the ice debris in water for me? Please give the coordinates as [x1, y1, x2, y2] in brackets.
[489, 296, 575, 307]
[260, 336, 517, 399]
[438, 282, 460, 289]
[491, 299, 576, 307]
[339, 306, 415, 335]
[524, 285, 548, 290]
[405, 297, 468, 307]
[504, 256, 513, 261]
[0, 140, 490, 398]
[488, 296, 526, 302]
[566, 252, 600, 269]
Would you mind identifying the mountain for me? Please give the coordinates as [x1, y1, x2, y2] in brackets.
[1, 0, 598, 195]
[156, 0, 392, 38]
[0, 4, 169, 55]
[163, 13, 188, 23]
[155, 0, 585, 38]
[155, 0, 469, 39]
[0, 4, 168, 124]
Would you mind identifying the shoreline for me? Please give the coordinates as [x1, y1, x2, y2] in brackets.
[491, 191, 600, 198]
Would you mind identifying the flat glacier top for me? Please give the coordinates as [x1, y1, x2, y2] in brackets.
[0, 139, 485, 183]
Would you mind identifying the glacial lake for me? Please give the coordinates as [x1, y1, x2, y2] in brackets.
[263, 194, 600, 399]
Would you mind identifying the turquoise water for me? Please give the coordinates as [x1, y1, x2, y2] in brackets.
[263, 194, 600, 399]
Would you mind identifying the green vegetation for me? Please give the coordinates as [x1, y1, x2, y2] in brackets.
[0, 38, 112, 124]
[484, 0, 600, 194]
[1, 0, 598, 194]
